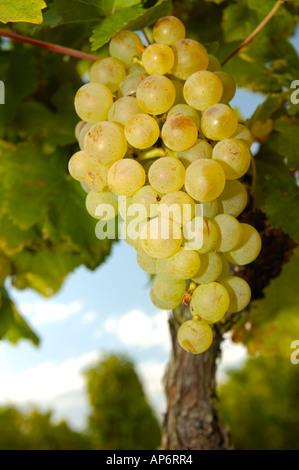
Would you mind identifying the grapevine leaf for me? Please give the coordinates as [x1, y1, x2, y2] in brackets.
[0, 0, 47, 24]
[53, 0, 105, 23]
[268, 118, 299, 168]
[77, 0, 142, 13]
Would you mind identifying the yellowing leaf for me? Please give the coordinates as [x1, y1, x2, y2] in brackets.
[0, 0, 47, 25]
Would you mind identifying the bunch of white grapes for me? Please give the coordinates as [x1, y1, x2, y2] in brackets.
[69, 15, 262, 355]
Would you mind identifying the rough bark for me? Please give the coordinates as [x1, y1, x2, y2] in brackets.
[162, 314, 230, 450]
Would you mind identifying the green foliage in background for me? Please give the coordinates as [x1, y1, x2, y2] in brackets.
[0, 0, 298, 361]
[85, 354, 162, 450]
[219, 355, 299, 450]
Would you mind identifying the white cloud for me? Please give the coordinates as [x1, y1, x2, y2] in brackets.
[103, 309, 171, 351]
[216, 332, 248, 384]
[20, 300, 84, 325]
[137, 359, 168, 421]
[81, 310, 98, 325]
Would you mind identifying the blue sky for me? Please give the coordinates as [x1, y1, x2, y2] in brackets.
[0, 26, 298, 432]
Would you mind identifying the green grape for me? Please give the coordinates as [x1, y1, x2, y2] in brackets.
[153, 16, 186, 45]
[156, 258, 180, 282]
[108, 159, 146, 197]
[75, 120, 85, 141]
[84, 121, 127, 166]
[212, 138, 251, 180]
[109, 30, 144, 65]
[161, 115, 198, 152]
[159, 191, 195, 227]
[148, 157, 186, 194]
[190, 281, 229, 323]
[214, 71, 236, 104]
[85, 163, 109, 192]
[192, 252, 222, 284]
[68, 150, 93, 181]
[171, 39, 209, 80]
[140, 216, 182, 259]
[220, 275, 251, 314]
[213, 214, 243, 252]
[185, 159, 225, 202]
[200, 200, 218, 218]
[177, 139, 213, 168]
[206, 54, 222, 72]
[178, 319, 213, 354]
[201, 104, 238, 141]
[150, 286, 182, 310]
[78, 122, 93, 150]
[171, 79, 186, 105]
[224, 223, 262, 265]
[119, 71, 148, 97]
[85, 190, 118, 220]
[132, 184, 162, 219]
[80, 181, 91, 193]
[74, 83, 113, 123]
[217, 180, 248, 218]
[128, 62, 146, 75]
[124, 113, 160, 149]
[108, 96, 143, 126]
[142, 43, 175, 75]
[183, 216, 217, 253]
[167, 104, 200, 129]
[217, 253, 231, 279]
[183, 70, 223, 111]
[136, 74, 176, 115]
[118, 195, 133, 219]
[232, 123, 254, 148]
[152, 274, 186, 302]
[89, 57, 126, 93]
[163, 247, 201, 280]
[137, 247, 157, 274]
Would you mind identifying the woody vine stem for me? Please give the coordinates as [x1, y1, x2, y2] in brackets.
[0, 0, 286, 64]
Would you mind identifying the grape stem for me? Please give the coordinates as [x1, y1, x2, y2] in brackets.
[221, 0, 286, 66]
[0, 28, 99, 62]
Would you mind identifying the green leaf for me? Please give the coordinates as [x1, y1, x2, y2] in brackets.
[0, 287, 39, 346]
[53, 0, 105, 23]
[269, 118, 299, 168]
[0, 0, 47, 24]
[78, 0, 142, 14]
[222, 2, 258, 43]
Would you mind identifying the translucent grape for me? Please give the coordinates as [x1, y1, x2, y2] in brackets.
[84, 121, 127, 166]
[164, 247, 201, 280]
[161, 114, 198, 152]
[137, 248, 157, 275]
[80, 181, 91, 194]
[136, 74, 176, 115]
[75, 120, 85, 141]
[206, 54, 222, 72]
[150, 286, 182, 310]
[142, 43, 175, 75]
[124, 114, 160, 149]
[217, 180, 248, 217]
[118, 195, 133, 220]
[190, 282, 229, 323]
[140, 217, 182, 259]
[212, 138, 251, 179]
[220, 276, 251, 314]
[108, 96, 143, 126]
[183, 216, 217, 253]
[132, 184, 162, 219]
[183, 70, 223, 111]
[217, 253, 231, 279]
[85, 190, 118, 220]
[78, 122, 93, 150]
[185, 159, 225, 202]
[224, 223, 262, 265]
[85, 163, 109, 192]
[177, 139, 213, 168]
[159, 191, 195, 226]
[171, 39, 209, 80]
[200, 199, 218, 218]
[167, 104, 200, 129]
[68, 150, 93, 181]
[148, 157, 185, 194]
[74, 83, 113, 123]
[153, 16, 186, 45]
[156, 258, 181, 282]
[119, 71, 148, 97]
[152, 275, 186, 302]
[201, 104, 238, 141]
[109, 30, 144, 65]
[178, 319, 213, 354]
[89, 57, 126, 92]
[120, 216, 146, 247]
[108, 159, 146, 196]
[213, 214, 243, 252]
[171, 79, 186, 105]
[232, 124, 254, 148]
[192, 252, 222, 284]
[214, 71, 236, 104]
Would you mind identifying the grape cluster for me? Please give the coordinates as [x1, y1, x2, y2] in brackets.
[69, 16, 262, 355]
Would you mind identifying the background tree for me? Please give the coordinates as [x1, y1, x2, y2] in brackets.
[85, 354, 161, 450]
[0, 0, 298, 450]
